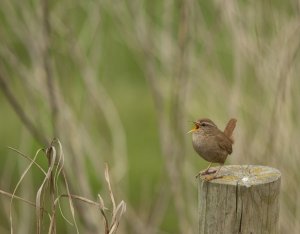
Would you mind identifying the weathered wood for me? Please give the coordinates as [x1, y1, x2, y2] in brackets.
[198, 165, 281, 234]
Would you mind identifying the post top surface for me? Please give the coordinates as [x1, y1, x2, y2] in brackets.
[201, 165, 281, 187]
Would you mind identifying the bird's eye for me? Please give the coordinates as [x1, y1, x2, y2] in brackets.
[200, 123, 206, 127]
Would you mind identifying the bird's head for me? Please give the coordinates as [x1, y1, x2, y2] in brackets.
[187, 118, 217, 134]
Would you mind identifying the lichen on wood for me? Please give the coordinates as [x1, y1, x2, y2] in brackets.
[198, 165, 281, 234]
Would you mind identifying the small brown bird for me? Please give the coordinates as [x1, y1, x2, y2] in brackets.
[188, 118, 237, 180]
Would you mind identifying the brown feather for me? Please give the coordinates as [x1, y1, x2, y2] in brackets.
[216, 133, 233, 155]
[223, 118, 237, 142]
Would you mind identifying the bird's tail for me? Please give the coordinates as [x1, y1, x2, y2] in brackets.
[224, 118, 237, 142]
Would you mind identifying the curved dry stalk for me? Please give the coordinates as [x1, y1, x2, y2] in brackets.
[9, 148, 44, 234]
[7, 147, 47, 175]
[60, 170, 79, 233]
[36, 146, 57, 234]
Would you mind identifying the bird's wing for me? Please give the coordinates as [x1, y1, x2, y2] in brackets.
[216, 133, 233, 155]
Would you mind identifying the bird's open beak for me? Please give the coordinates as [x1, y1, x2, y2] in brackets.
[187, 122, 199, 134]
[186, 128, 196, 134]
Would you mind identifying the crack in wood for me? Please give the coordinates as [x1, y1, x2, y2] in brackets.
[239, 201, 243, 233]
[198, 165, 280, 234]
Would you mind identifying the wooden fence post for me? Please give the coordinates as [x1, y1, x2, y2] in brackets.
[198, 165, 281, 234]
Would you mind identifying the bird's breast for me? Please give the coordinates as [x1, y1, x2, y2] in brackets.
[192, 133, 227, 163]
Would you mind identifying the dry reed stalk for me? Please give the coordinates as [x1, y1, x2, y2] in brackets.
[0, 140, 126, 234]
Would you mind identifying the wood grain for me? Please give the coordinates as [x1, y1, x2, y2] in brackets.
[198, 165, 281, 234]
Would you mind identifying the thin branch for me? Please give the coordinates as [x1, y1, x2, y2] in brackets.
[60, 194, 101, 207]
[265, 25, 300, 157]
[42, 0, 58, 137]
[0, 190, 50, 216]
[135, 1, 191, 233]
[1, 190, 36, 208]
[0, 190, 106, 215]
[0, 73, 48, 145]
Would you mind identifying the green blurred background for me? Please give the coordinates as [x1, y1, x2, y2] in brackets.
[1, 0, 300, 233]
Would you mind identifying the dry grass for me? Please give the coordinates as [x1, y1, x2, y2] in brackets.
[0, 140, 126, 234]
[0, 0, 300, 233]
